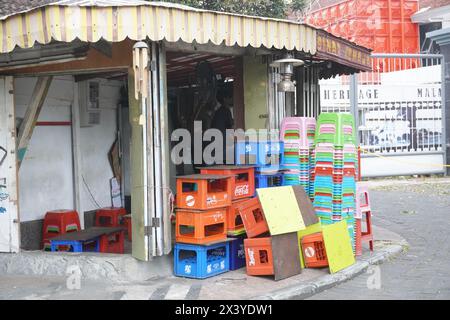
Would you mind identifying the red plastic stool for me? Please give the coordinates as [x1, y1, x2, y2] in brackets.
[99, 229, 125, 254]
[356, 184, 374, 254]
[95, 207, 127, 227]
[42, 210, 81, 250]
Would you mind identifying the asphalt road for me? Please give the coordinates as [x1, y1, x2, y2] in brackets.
[309, 181, 450, 300]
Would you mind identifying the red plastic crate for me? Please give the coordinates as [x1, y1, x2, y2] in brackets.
[301, 232, 329, 268]
[200, 165, 255, 200]
[176, 208, 227, 245]
[244, 237, 274, 276]
[95, 207, 127, 227]
[236, 197, 269, 238]
[99, 229, 125, 254]
[176, 174, 232, 210]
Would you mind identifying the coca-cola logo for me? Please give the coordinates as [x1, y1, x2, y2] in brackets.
[235, 184, 249, 196]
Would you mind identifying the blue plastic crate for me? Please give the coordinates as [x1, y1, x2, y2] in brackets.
[255, 173, 283, 188]
[229, 236, 246, 270]
[174, 242, 230, 279]
[235, 141, 258, 165]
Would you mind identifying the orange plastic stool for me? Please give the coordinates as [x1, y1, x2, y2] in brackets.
[244, 237, 274, 276]
[236, 197, 269, 238]
[226, 199, 247, 234]
[42, 210, 81, 250]
[200, 165, 255, 200]
[95, 207, 127, 227]
[176, 174, 232, 210]
[301, 232, 329, 268]
[176, 208, 227, 244]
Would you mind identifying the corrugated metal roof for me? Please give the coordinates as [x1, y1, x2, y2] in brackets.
[0, 0, 317, 54]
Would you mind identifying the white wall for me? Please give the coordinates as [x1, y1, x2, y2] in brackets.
[15, 76, 123, 222]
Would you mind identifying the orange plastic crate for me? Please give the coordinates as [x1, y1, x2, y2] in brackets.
[226, 199, 247, 233]
[176, 208, 227, 245]
[236, 197, 269, 238]
[301, 232, 329, 268]
[176, 174, 232, 210]
[200, 165, 255, 200]
[244, 237, 274, 276]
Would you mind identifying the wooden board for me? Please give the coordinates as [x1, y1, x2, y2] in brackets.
[322, 221, 355, 274]
[272, 232, 302, 281]
[292, 186, 319, 227]
[297, 222, 323, 268]
[50, 227, 125, 242]
[257, 186, 305, 235]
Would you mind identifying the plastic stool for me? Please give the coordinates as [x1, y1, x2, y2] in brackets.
[42, 210, 81, 250]
[95, 207, 127, 227]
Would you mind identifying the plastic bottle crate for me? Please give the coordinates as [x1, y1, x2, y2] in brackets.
[300, 232, 329, 268]
[226, 199, 247, 235]
[235, 140, 258, 165]
[255, 173, 284, 188]
[174, 242, 230, 279]
[229, 235, 247, 270]
[176, 208, 227, 245]
[244, 237, 274, 276]
[200, 165, 255, 200]
[95, 207, 127, 227]
[176, 174, 232, 210]
[236, 197, 269, 238]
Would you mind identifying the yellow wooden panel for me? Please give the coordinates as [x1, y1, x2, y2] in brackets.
[297, 222, 323, 268]
[257, 186, 305, 235]
[322, 221, 355, 274]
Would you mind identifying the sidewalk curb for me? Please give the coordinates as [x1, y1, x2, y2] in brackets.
[251, 240, 408, 300]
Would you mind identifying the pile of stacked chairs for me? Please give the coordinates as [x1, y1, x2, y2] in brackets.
[280, 117, 316, 197]
[311, 113, 358, 251]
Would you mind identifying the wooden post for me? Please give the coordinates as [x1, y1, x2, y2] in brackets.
[17, 76, 53, 168]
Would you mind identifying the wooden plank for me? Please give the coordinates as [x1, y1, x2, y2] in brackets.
[272, 232, 302, 281]
[257, 186, 306, 235]
[292, 185, 319, 227]
[17, 76, 53, 168]
[0, 76, 20, 253]
[50, 227, 125, 241]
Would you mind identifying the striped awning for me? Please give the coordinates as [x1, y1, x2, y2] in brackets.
[0, 0, 317, 54]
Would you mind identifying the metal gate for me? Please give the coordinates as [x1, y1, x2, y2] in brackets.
[320, 53, 446, 177]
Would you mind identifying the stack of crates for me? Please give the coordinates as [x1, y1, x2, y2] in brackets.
[235, 137, 284, 189]
[199, 165, 257, 270]
[173, 174, 233, 279]
[312, 113, 357, 251]
[280, 117, 316, 197]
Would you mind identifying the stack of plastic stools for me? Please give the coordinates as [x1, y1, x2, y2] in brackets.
[174, 174, 233, 278]
[312, 113, 357, 251]
[95, 207, 127, 227]
[355, 184, 374, 256]
[280, 117, 316, 196]
[42, 210, 81, 251]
